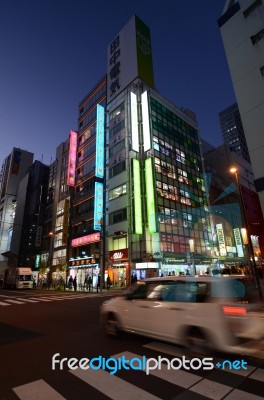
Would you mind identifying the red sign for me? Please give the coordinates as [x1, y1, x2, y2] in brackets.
[109, 248, 128, 261]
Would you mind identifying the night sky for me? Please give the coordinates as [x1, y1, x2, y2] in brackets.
[0, 0, 235, 166]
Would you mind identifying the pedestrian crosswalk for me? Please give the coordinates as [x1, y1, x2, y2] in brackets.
[0, 293, 95, 306]
[11, 342, 264, 400]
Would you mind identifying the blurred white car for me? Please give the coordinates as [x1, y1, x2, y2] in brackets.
[101, 276, 264, 354]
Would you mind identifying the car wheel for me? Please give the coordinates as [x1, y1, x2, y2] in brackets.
[187, 327, 210, 355]
[105, 313, 121, 337]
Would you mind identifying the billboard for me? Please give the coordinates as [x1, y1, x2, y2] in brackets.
[95, 104, 105, 178]
[107, 15, 154, 104]
[67, 130, 78, 186]
[94, 182, 103, 231]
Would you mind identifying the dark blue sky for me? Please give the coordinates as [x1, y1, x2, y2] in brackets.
[0, 0, 235, 166]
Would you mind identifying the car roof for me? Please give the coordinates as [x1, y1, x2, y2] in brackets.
[142, 275, 250, 283]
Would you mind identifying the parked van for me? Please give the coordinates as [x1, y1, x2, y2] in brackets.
[4, 267, 34, 289]
[101, 276, 264, 354]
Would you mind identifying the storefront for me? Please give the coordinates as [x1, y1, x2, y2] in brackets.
[107, 249, 129, 287]
[68, 257, 99, 289]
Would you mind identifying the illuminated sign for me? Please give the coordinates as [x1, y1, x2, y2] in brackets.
[145, 158, 156, 233]
[94, 182, 103, 230]
[131, 92, 139, 152]
[109, 248, 128, 262]
[132, 159, 142, 234]
[68, 257, 97, 268]
[216, 224, 227, 256]
[71, 232, 100, 247]
[67, 130, 78, 186]
[233, 228, 244, 257]
[95, 105, 105, 178]
[141, 91, 151, 151]
[35, 254, 40, 269]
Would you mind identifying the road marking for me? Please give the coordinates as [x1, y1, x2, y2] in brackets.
[4, 299, 24, 304]
[28, 297, 52, 302]
[0, 301, 11, 306]
[15, 298, 39, 303]
[249, 368, 264, 382]
[190, 378, 232, 399]
[70, 367, 161, 400]
[224, 389, 264, 399]
[13, 379, 66, 400]
[112, 351, 202, 388]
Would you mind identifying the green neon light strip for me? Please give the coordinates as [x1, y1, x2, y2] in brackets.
[145, 158, 157, 233]
[133, 159, 143, 234]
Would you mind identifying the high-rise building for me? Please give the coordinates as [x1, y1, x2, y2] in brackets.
[104, 16, 212, 285]
[0, 148, 33, 277]
[219, 102, 250, 163]
[68, 76, 107, 288]
[10, 160, 49, 269]
[218, 0, 264, 215]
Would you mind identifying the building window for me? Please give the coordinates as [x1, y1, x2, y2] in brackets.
[109, 208, 127, 224]
[109, 139, 125, 158]
[109, 184, 127, 200]
[109, 160, 126, 178]
[243, 0, 262, 17]
[251, 27, 264, 44]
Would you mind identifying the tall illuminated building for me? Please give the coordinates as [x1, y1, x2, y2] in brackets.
[104, 16, 212, 285]
[68, 77, 107, 287]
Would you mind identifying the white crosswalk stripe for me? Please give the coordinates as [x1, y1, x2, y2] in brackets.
[4, 299, 24, 304]
[70, 367, 161, 400]
[12, 344, 264, 400]
[0, 293, 95, 306]
[13, 379, 66, 400]
[0, 300, 11, 306]
[15, 297, 39, 303]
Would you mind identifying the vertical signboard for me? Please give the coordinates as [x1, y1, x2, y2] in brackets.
[67, 130, 77, 186]
[133, 159, 142, 234]
[107, 15, 154, 104]
[141, 91, 151, 151]
[216, 223, 227, 256]
[135, 15, 154, 88]
[145, 158, 156, 233]
[94, 182, 103, 231]
[130, 92, 139, 152]
[233, 228, 244, 257]
[95, 105, 105, 178]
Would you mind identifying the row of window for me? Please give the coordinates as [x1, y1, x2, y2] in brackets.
[79, 84, 106, 116]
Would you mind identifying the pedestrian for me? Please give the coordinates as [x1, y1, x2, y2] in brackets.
[106, 276, 111, 290]
[73, 276, 77, 291]
[88, 276, 92, 292]
[97, 275, 101, 293]
[68, 275, 73, 290]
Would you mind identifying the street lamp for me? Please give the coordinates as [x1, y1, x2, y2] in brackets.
[230, 167, 263, 300]
[189, 239, 196, 276]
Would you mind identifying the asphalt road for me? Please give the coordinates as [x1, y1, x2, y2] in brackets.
[0, 289, 263, 400]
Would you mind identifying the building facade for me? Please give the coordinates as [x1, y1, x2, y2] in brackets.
[203, 143, 264, 272]
[219, 102, 250, 163]
[218, 0, 264, 215]
[0, 148, 33, 277]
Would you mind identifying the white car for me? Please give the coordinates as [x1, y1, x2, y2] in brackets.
[101, 276, 264, 354]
